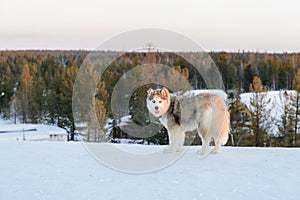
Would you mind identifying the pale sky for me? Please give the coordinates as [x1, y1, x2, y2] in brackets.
[0, 0, 299, 52]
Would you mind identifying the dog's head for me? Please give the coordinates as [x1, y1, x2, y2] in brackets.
[146, 87, 171, 118]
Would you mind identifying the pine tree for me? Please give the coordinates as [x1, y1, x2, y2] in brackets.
[216, 52, 230, 90]
[46, 68, 64, 125]
[276, 91, 296, 146]
[32, 74, 46, 123]
[249, 76, 271, 147]
[268, 56, 281, 90]
[60, 66, 78, 140]
[79, 63, 109, 142]
[16, 63, 34, 123]
[243, 64, 254, 92]
[95, 81, 108, 107]
[29, 63, 46, 123]
[297, 53, 300, 69]
[73, 63, 100, 121]
[166, 66, 190, 92]
[86, 98, 108, 142]
[73, 61, 110, 141]
[228, 86, 252, 146]
[101, 70, 122, 117]
[293, 68, 300, 146]
[0, 66, 14, 119]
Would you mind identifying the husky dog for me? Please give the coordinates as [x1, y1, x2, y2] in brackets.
[146, 87, 230, 156]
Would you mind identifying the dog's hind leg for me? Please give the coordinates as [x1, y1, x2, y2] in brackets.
[197, 127, 210, 156]
[197, 138, 210, 156]
[211, 141, 221, 154]
[211, 111, 230, 154]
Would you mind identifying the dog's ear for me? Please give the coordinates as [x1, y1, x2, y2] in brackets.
[160, 87, 170, 99]
[147, 88, 154, 97]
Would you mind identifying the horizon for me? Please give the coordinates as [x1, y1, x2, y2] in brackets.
[0, 48, 299, 54]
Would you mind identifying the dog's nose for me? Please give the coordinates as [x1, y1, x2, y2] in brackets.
[155, 106, 159, 110]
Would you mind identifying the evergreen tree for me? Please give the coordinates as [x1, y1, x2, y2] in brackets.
[276, 91, 296, 146]
[0, 66, 14, 119]
[101, 70, 122, 117]
[282, 54, 295, 90]
[297, 53, 300, 69]
[59, 66, 78, 140]
[73, 62, 101, 123]
[45, 68, 64, 125]
[293, 68, 300, 146]
[76, 63, 109, 142]
[228, 86, 252, 146]
[268, 56, 281, 90]
[249, 76, 271, 147]
[130, 86, 149, 127]
[32, 74, 46, 123]
[216, 52, 230, 90]
[16, 63, 34, 123]
[243, 64, 254, 92]
[40, 54, 57, 87]
[86, 98, 108, 142]
[95, 81, 108, 108]
[29, 63, 45, 123]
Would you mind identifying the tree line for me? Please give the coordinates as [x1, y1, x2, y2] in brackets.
[0, 50, 300, 146]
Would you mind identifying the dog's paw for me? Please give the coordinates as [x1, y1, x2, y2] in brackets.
[211, 146, 221, 154]
[197, 149, 209, 157]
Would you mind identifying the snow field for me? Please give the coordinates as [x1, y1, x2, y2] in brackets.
[0, 141, 299, 200]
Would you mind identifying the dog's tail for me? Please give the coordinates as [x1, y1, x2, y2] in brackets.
[219, 110, 230, 145]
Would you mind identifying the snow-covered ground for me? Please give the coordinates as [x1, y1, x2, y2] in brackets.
[0, 141, 299, 200]
[0, 119, 67, 141]
[181, 89, 227, 100]
[1, 91, 300, 199]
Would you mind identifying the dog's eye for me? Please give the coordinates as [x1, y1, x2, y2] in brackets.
[152, 100, 155, 103]
[159, 101, 162, 103]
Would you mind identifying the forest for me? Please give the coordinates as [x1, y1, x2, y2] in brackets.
[0, 50, 300, 146]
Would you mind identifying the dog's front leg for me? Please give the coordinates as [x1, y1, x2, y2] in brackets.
[164, 127, 184, 153]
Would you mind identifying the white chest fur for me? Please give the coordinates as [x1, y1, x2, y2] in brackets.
[159, 115, 168, 129]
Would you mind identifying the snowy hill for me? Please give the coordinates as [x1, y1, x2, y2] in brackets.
[240, 90, 296, 135]
[1, 90, 300, 199]
[0, 141, 299, 200]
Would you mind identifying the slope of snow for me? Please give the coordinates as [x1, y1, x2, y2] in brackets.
[0, 141, 299, 200]
[240, 90, 296, 135]
[179, 89, 227, 100]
